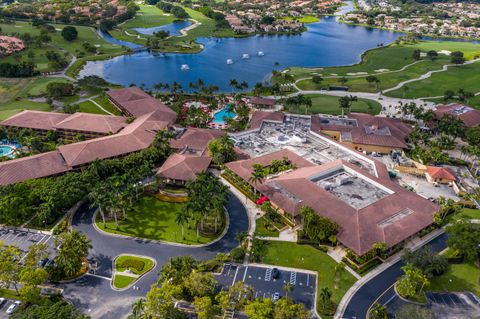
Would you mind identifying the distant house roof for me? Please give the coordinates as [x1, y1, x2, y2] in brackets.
[426, 166, 456, 181]
[249, 97, 276, 106]
[433, 103, 480, 127]
[0, 151, 70, 185]
[312, 113, 412, 149]
[157, 153, 211, 182]
[170, 127, 224, 155]
[54, 113, 127, 134]
[106, 87, 177, 123]
[249, 111, 285, 129]
[1, 110, 70, 131]
[58, 112, 168, 167]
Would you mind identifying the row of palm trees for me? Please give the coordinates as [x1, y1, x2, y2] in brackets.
[176, 172, 229, 241]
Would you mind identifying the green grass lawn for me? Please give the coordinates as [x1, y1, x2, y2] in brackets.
[113, 274, 136, 289]
[386, 61, 480, 99]
[115, 255, 155, 275]
[284, 94, 381, 115]
[0, 20, 125, 72]
[77, 100, 106, 114]
[259, 241, 357, 308]
[282, 16, 319, 23]
[121, 5, 176, 28]
[0, 289, 22, 300]
[453, 208, 480, 220]
[429, 263, 480, 297]
[0, 100, 51, 120]
[413, 41, 480, 60]
[91, 95, 122, 115]
[255, 216, 280, 237]
[296, 57, 449, 93]
[96, 196, 224, 245]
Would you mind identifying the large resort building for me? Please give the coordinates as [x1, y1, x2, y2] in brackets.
[0, 90, 439, 257]
[0, 87, 177, 185]
[227, 111, 438, 255]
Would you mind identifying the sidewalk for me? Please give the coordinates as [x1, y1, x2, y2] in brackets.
[334, 227, 445, 319]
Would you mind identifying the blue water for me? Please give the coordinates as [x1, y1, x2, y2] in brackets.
[0, 145, 15, 158]
[133, 20, 193, 36]
[213, 105, 236, 124]
[96, 29, 143, 49]
[83, 14, 403, 92]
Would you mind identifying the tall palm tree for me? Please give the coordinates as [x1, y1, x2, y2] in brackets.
[176, 209, 190, 240]
[132, 298, 145, 318]
[229, 79, 238, 94]
[89, 186, 107, 228]
[319, 287, 332, 311]
[282, 283, 294, 298]
[248, 166, 264, 196]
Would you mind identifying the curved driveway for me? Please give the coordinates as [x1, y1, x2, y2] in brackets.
[61, 192, 249, 319]
[341, 233, 448, 319]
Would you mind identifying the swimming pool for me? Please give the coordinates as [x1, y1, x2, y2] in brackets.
[212, 105, 236, 125]
[0, 145, 15, 158]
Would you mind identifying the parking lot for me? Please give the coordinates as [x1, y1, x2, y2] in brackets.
[0, 228, 53, 257]
[427, 292, 480, 318]
[215, 264, 316, 309]
[0, 299, 22, 319]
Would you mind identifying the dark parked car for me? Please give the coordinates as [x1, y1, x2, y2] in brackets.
[272, 268, 280, 279]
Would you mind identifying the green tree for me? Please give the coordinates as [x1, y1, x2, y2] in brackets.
[175, 209, 190, 240]
[369, 302, 387, 319]
[396, 264, 429, 298]
[193, 296, 216, 319]
[144, 285, 185, 319]
[412, 49, 421, 60]
[402, 247, 448, 279]
[274, 298, 310, 319]
[450, 51, 465, 65]
[245, 298, 274, 319]
[446, 219, 480, 262]
[54, 230, 92, 277]
[184, 271, 217, 297]
[338, 95, 357, 116]
[426, 50, 438, 61]
[207, 134, 236, 165]
[0, 244, 22, 294]
[61, 26, 78, 41]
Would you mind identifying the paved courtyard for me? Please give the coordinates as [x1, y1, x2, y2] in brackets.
[215, 263, 316, 309]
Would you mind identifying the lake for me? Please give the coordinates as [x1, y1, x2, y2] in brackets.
[132, 20, 193, 36]
[82, 8, 402, 92]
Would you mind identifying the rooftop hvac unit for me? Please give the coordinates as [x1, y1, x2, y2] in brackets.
[323, 182, 332, 191]
[339, 176, 352, 185]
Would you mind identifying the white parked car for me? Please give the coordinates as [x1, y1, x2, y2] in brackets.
[272, 292, 280, 302]
[6, 301, 21, 314]
[0, 298, 5, 308]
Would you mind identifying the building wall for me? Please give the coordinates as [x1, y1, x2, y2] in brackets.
[341, 141, 396, 154]
[320, 130, 341, 140]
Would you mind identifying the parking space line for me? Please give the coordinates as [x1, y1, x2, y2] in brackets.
[242, 266, 248, 282]
[232, 265, 240, 285]
[265, 268, 272, 281]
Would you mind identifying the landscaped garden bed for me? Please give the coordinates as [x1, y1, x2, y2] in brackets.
[112, 255, 155, 290]
[96, 196, 226, 245]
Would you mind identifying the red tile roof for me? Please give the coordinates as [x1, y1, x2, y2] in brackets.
[311, 113, 412, 149]
[54, 113, 126, 134]
[106, 87, 177, 123]
[433, 103, 480, 128]
[157, 153, 211, 181]
[170, 127, 224, 155]
[58, 112, 168, 167]
[0, 151, 70, 185]
[226, 153, 438, 255]
[1, 110, 70, 131]
[427, 166, 456, 181]
[249, 97, 276, 106]
[249, 111, 285, 129]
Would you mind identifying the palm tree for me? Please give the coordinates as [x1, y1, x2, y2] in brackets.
[89, 186, 107, 228]
[282, 283, 294, 298]
[248, 165, 264, 196]
[319, 287, 332, 311]
[229, 79, 238, 94]
[132, 298, 146, 318]
[176, 209, 190, 240]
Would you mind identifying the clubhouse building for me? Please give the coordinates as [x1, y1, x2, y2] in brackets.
[228, 111, 438, 255]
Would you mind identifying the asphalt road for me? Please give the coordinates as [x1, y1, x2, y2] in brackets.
[63, 191, 249, 319]
[342, 233, 448, 319]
